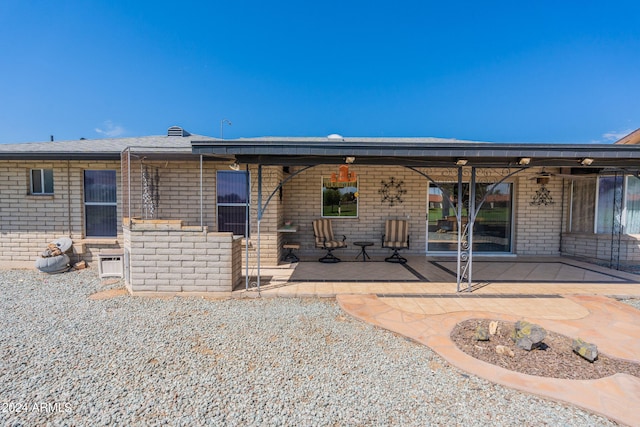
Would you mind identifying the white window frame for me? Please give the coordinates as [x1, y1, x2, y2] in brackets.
[84, 170, 118, 238]
[594, 177, 602, 234]
[30, 168, 54, 195]
[573, 175, 640, 235]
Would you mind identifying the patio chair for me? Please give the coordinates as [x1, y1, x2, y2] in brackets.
[382, 219, 409, 263]
[312, 219, 347, 263]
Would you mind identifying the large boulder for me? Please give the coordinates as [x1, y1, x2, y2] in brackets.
[512, 320, 547, 351]
[572, 338, 598, 362]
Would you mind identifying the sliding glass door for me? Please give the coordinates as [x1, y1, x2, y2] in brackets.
[427, 182, 512, 253]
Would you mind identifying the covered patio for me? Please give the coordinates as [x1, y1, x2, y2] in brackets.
[236, 255, 640, 300]
[193, 136, 640, 293]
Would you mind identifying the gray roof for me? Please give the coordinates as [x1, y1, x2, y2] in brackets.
[3, 131, 640, 170]
[0, 134, 220, 160]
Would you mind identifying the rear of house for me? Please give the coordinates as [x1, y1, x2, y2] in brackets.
[2, 127, 640, 294]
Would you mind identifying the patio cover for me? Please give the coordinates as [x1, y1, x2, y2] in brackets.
[191, 136, 640, 169]
[192, 136, 640, 292]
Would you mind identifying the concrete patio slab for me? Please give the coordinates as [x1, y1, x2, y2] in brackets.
[337, 293, 640, 427]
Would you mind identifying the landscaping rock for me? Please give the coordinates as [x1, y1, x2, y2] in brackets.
[475, 326, 490, 341]
[489, 321, 499, 335]
[495, 345, 515, 357]
[512, 320, 547, 351]
[573, 338, 598, 362]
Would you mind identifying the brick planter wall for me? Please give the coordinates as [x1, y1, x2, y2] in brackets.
[124, 220, 241, 295]
[561, 232, 640, 268]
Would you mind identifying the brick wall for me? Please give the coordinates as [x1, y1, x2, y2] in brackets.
[513, 172, 567, 255]
[5, 158, 640, 272]
[282, 165, 554, 259]
[561, 232, 640, 266]
[125, 161, 282, 266]
[0, 160, 122, 264]
[0, 159, 284, 268]
[282, 165, 422, 259]
[124, 159, 218, 227]
[124, 221, 241, 294]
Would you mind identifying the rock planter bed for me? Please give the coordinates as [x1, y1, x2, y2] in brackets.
[450, 319, 640, 380]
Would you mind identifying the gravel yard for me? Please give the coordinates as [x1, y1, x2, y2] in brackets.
[0, 269, 620, 426]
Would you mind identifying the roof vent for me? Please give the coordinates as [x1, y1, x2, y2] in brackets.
[327, 133, 343, 140]
[167, 126, 190, 137]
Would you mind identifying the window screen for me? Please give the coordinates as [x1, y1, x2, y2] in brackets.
[84, 170, 117, 237]
[217, 171, 249, 236]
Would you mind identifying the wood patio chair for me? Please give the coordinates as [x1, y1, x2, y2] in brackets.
[382, 219, 409, 263]
[312, 219, 347, 263]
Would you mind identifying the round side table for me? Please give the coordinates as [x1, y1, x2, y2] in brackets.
[353, 241, 374, 262]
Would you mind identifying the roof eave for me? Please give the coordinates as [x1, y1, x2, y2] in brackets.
[192, 140, 640, 168]
[0, 152, 122, 161]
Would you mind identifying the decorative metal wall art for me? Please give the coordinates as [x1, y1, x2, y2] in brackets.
[379, 177, 406, 207]
[530, 184, 554, 206]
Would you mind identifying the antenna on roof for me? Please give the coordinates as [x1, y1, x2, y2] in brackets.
[220, 119, 232, 139]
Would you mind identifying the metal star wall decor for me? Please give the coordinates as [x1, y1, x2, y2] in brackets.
[530, 184, 554, 206]
[379, 177, 406, 206]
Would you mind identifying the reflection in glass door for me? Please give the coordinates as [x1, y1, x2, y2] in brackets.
[427, 182, 512, 253]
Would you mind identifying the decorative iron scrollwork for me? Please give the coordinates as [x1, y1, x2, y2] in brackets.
[379, 177, 406, 206]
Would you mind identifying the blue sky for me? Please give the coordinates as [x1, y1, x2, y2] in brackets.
[1, 1, 639, 144]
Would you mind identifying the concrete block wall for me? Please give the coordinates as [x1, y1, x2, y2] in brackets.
[0, 158, 282, 269]
[6, 157, 640, 272]
[124, 222, 241, 294]
[561, 232, 640, 266]
[283, 165, 428, 259]
[125, 161, 282, 267]
[513, 171, 566, 255]
[0, 160, 122, 264]
[281, 165, 575, 259]
[124, 159, 220, 227]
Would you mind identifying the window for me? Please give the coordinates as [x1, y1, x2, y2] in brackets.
[30, 169, 54, 194]
[84, 170, 117, 237]
[570, 175, 640, 235]
[217, 170, 249, 236]
[570, 179, 596, 232]
[596, 175, 624, 234]
[322, 166, 359, 217]
[625, 176, 640, 234]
